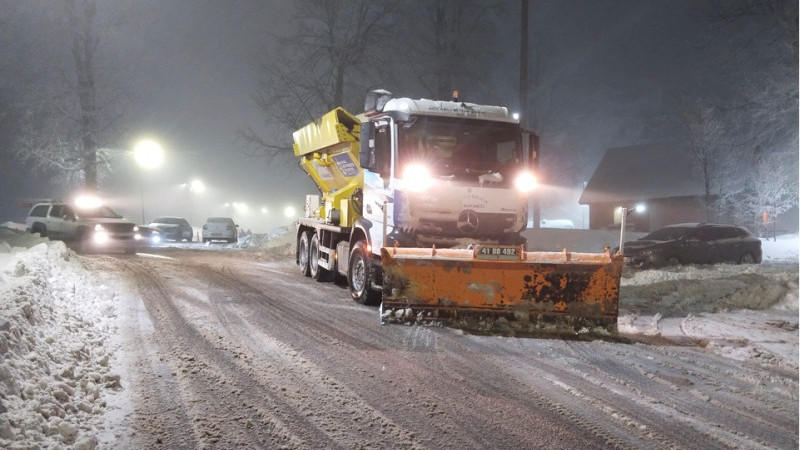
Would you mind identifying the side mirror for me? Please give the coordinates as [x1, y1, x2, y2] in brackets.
[359, 121, 378, 172]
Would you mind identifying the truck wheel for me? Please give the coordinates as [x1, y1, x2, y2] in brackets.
[298, 230, 312, 277]
[310, 232, 334, 282]
[348, 241, 380, 305]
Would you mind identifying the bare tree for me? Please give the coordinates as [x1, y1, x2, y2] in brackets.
[12, 0, 129, 192]
[241, 0, 509, 162]
[240, 0, 400, 161]
[392, 0, 505, 101]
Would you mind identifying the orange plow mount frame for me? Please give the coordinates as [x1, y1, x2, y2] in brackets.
[380, 245, 624, 337]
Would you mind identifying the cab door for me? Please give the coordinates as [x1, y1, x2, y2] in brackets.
[360, 119, 395, 252]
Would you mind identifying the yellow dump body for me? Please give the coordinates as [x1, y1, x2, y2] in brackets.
[292, 107, 363, 227]
[381, 245, 623, 337]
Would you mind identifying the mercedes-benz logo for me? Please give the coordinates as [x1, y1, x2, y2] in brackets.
[457, 210, 479, 234]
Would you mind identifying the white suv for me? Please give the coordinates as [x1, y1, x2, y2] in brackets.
[25, 200, 138, 253]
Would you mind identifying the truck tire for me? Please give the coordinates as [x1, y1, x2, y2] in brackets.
[298, 230, 312, 277]
[310, 232, 334, 282]
[348, 241, 380, 305]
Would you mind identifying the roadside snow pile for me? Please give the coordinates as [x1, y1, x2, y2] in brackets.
[762, 234, 800, 261]
[619, 262, 798, 369]
[0, 238, 120, 449]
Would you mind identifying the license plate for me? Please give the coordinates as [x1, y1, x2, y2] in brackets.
[475, 245, 520, 260]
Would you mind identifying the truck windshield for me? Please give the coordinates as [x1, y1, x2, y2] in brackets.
[397, 117, 521, 176]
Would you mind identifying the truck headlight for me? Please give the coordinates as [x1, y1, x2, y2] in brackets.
[514, 172, 537, 193]
[400, 164, 433, 192]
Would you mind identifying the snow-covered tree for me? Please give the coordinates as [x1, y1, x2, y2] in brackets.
[678, 98, 736, 221]
[698, 0, 799, 230]
[11, 0, 130, 191]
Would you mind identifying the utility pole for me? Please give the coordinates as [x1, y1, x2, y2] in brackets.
[520, 0, 540, 228]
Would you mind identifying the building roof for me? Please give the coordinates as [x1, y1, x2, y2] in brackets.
[579, 144, 705, 204]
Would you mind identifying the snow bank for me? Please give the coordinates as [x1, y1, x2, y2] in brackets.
[0, 222, 796, 448]
[761, 233, 800, 261]
[619, 262, 798, 369]
[0, 231, 120, 449]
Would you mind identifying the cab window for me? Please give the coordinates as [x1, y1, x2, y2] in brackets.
[374, 123, 391, 176]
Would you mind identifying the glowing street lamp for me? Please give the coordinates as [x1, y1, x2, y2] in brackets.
[185, 179, 205, 226]
[284, 206, 296, 218]
[189, 179, 205, 193]
[133, 139, 164, 224]
[134, 140, 164, 170]
[618, 203, 647, 255]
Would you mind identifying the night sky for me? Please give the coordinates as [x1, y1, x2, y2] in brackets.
[1, 0, 795, 232]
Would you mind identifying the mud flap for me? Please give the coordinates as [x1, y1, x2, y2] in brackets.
[380, 245, 623, 337]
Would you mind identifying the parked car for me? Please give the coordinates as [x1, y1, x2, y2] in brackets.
[147, 216, 193, 242]
[621, 223, 762, 268]
[25, 198, 138, 253]
[202, 217, 238, 243]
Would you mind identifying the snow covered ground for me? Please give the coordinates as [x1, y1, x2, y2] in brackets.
[0, 223, 797, 448]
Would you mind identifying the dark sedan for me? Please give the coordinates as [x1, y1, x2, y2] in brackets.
[135, 225, 162, 246]
[622, 223, 762, 268]
[147, 216, 194, 242]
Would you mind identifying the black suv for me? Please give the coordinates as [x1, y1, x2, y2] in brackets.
[25, 200, 138, 253]
[622, 223, 762, 268]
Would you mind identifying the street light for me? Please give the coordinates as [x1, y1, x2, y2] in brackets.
[189, 179, 205, 194]
[617, 203, 647, 255]
[185, 179, 205, 225]
[133, 140, 164, 224]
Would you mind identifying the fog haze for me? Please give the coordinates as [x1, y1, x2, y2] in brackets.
[1, 0, 795, 232]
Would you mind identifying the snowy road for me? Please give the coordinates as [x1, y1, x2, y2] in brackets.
[84, 248, 797, 449]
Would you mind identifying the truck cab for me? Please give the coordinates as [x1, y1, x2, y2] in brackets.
[358, 90, 537, 249]
[293, 90, 538, 305]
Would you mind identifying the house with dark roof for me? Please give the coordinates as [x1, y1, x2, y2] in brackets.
[578, 144, 708, 232]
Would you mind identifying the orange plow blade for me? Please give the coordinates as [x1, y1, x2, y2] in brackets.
[380, 245, 624, 337]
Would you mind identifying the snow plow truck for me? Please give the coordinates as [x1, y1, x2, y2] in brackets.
[292, 89, 623, 336]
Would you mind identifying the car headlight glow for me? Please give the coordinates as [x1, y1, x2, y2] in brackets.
[92, 224, 110, 244]
[401, 164, 433, 192]
[75, 195, 102, 209]
[514, 172, 537, 193]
